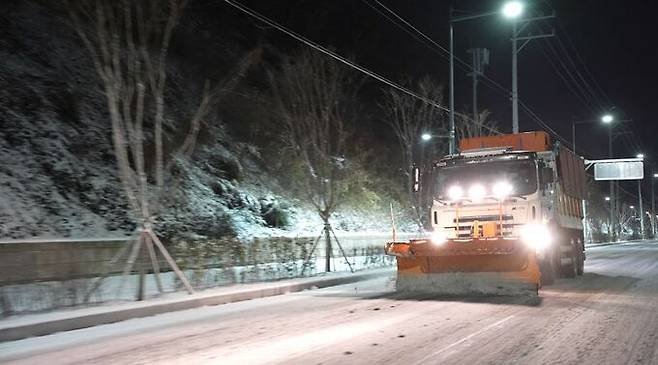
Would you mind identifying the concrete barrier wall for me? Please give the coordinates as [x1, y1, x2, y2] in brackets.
[0, 238, 127, 285]
[0, 233, 417, 286]
[0, 232, 419, 315]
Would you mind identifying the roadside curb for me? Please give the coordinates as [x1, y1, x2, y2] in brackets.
[0, 268, 393, 342]
[586, 239, 650, 248]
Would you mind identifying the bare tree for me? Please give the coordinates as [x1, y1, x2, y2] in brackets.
[456, 110, 499, 140]
[269, 51, 357, 273]
[66, 0, 259, 299]
[380, 76, 447, 231]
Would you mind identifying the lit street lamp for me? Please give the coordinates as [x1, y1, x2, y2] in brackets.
[637, 153, 645, 159]
[420, 133, 451, 143]
[604, 115, 615, 241]
[502, 1, 524, 18]
[448, 1, 524, 154]
[571, 113, 618, 241]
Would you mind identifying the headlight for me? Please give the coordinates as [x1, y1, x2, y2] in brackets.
[493, 181, 513, 199]
[431, 230, 448, 245]
[468, 184, 486, 201]
[447, 185, 463, 201]
[520, 223, 551, 250]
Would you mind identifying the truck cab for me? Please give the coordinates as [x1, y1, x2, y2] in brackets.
[429, 132, 585, 283]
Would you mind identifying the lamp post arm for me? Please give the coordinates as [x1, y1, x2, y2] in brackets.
[451, 10, 498, 23]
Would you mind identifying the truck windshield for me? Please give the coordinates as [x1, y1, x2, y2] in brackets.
[434, 159, 538, 200]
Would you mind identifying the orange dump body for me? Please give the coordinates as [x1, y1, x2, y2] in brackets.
[459, 131, 551, 152]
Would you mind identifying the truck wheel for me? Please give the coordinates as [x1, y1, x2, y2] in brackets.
[576, 237, 584, 276]
[540, 259, 555, 285]
[561, 238, 578, 279]
[576, 251, 584, 275]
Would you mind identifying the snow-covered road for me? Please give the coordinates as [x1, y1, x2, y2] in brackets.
[3, 241, 658, 364]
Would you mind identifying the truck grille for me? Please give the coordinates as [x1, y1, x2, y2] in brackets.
[446, 214, 517, 239]
[452, 214, 513, 223]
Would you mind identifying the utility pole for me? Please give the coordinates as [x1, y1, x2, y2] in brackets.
[650, 173, 658, 238]
[638, 180, 645, 238]
[511, 21, 519, 133]
[467, 48, 490, 135]
[448, 7, 456, 155]
[510, 13, 555, 133]
[609, 126, 615, 242]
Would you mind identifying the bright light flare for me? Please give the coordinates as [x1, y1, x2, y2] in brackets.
[601, 114, 613, 124]
[447, 185, 464, 201]
[421, 133, 432, 141]
[520, 223, 551, 251]
[636, 153, 645, 159]
[468, 184, 486, 201]
[431, 230, 448, 245]
[502, 1, 524, 18]
[493, 181, 513, 199]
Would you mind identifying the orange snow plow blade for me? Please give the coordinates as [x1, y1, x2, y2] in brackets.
[385, 239, 540, 296]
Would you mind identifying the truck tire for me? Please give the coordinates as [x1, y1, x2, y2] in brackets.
[576, 235, 585, 276]
[576, 251, 584, 275]
[540, 259, 555, 285]
[561, 237, 578, 279]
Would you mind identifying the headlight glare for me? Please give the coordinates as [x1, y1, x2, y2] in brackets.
[468, 184, 486, 201]
[520, 223, 551, 250]
[447, 185, 464, 201]
[493, 181, 513, 199]
[431, 230, 448, 245]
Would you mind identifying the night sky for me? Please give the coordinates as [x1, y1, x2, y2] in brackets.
[211, 0, 657, 196]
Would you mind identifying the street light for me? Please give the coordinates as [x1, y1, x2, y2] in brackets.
[421, 133, 432, 142]
[502, 1, 524, 18]
[603, 114, 615, 242]
[605, 196, 611, 201]
[448, 2, 524, 154]
[637, 153, 645, 159]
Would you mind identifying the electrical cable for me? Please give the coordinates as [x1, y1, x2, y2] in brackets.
[363, 0, 582, 146]
[223, 0, 500, 134]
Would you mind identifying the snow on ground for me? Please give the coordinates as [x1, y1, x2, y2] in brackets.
[2, 241, 658, 364]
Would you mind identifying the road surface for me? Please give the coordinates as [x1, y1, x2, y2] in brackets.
[2, 241, 658, 364]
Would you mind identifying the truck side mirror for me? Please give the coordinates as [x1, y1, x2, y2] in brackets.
[412, 166, 420, 192]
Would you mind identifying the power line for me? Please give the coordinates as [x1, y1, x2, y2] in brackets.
[364, 0, 510, 98]
[541, 0, 649, 161]
[223, 0, 499, 134]
[536, 40, 600, 115]
[540, 38, 603, 114]
[363, 0, 581, 145]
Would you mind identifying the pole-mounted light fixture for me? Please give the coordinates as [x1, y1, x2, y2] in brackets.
[502, 1, 524, 18]
[601, 114, 614, 124]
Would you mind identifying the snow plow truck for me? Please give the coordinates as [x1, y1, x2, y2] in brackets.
[385, 131, 587, 296]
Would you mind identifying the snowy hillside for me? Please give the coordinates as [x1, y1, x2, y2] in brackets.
[0, 1, 413, 240]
